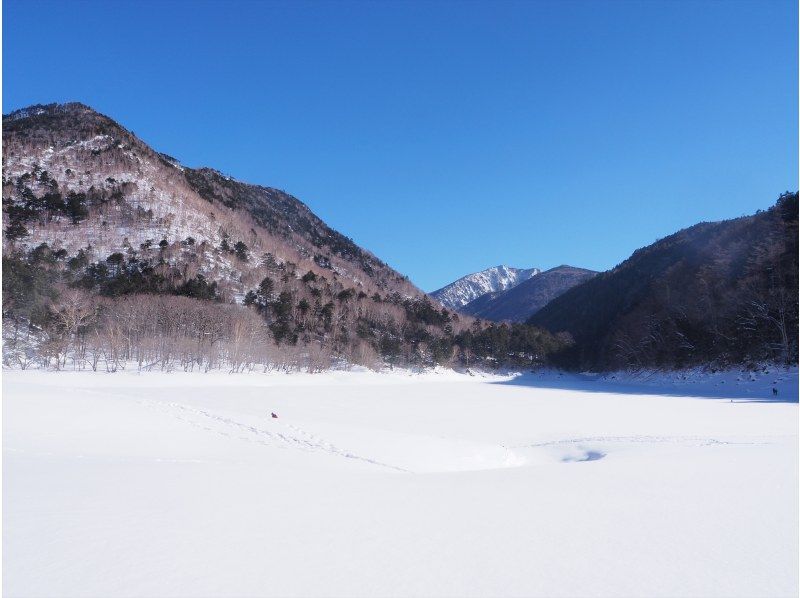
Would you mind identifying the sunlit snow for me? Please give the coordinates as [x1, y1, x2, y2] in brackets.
[3, 368, 797, 597]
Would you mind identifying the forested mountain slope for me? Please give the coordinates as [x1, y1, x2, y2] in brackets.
[529, 194, 799, 370]
[2, 103, 565, 371]
[3, 103, 414, 297]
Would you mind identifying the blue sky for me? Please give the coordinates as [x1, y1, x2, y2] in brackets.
[4, 0, 797, 291]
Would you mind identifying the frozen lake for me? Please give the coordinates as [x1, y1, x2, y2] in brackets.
[3, 368, 798, 597]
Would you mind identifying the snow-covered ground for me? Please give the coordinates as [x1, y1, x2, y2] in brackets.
[3, 368, 798, 597]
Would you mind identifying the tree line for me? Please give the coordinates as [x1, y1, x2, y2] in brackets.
[2, 241, 568, 372]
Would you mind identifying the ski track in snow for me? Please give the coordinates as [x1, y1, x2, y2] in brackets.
[10, 378, 781, 476]
[138, 398, 410, 472]
[138, 397, 767, 474]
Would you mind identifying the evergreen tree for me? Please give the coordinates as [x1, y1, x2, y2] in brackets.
[65, 192, 88, 224]
[234, 241, 249, 261]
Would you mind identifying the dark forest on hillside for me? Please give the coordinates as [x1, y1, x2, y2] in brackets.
[530, 193, 799, 371]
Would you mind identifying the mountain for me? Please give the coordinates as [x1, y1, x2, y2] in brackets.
[529, 194, 799, 370]
[430, 265, 539, 309]
[2, 102, 567, 371]
[2, 102, 416, 299]
[461, 265, 597, 322]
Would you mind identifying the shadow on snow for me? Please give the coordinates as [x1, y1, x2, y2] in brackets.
[491, 371, 799, 403]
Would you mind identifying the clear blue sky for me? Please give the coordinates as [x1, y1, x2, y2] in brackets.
[4, 0, 797, 291]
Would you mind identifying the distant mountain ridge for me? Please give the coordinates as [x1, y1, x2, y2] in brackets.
[461, 265, 597, 322]
[430, 265, 539, 309]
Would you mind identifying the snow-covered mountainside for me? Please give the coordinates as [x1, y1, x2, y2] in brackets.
[0, 103, 450, 370]
[430, 265, 539, 309]
[2, 103, 577, 372]
[2, 102, 419, 301]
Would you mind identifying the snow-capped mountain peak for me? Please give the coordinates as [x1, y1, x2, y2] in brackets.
[430, 265, 540, 309]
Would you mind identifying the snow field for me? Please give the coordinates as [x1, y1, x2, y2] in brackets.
[3, 368, 798, 597]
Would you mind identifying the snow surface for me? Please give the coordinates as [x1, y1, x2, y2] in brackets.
[431, 265, 540, 309]
[3, 368, 798, 597]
